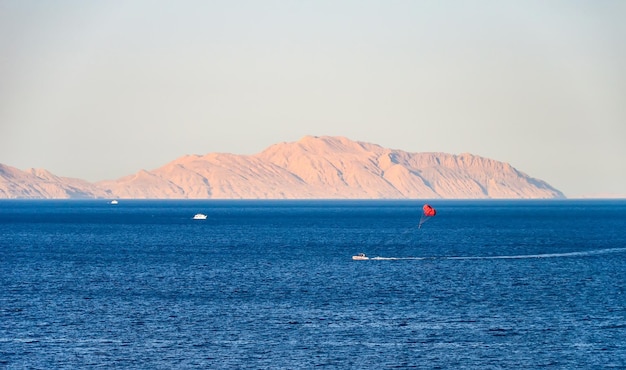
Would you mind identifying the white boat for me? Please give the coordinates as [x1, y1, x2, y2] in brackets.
[110, 200, 118, 205]
[193, 213, 207, 220]
[352, 253, 369, 260]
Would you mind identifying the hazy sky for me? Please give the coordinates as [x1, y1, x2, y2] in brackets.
[1, 1, 625, 197]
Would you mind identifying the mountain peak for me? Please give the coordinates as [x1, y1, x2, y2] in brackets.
[262, 135, 367, 155]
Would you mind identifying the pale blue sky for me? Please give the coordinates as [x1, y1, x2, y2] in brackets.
[1, 1, 625, 197]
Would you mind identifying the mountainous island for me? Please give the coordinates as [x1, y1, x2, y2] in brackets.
[0, 136, 565, 199]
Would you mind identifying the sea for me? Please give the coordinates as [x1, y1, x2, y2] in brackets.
[1, 199, 625, 369]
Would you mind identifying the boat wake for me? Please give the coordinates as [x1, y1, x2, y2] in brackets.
[363, 247, 626, 261]
[447, 247, 626, 260]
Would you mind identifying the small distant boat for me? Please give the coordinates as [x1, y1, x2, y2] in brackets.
[110, 200, 118, 205]
[352, 253, 369, 260]
[193, 213, 207, 220]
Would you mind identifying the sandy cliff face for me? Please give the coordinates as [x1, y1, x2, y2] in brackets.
[0, 136, 565, 199]
[0, 164, 110, 199]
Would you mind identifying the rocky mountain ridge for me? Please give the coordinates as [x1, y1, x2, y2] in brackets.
[0, 136, 565, 199]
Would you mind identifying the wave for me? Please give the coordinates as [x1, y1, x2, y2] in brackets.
[367, 247, 626, 261]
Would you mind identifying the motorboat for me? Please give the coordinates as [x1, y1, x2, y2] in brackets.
[193, 213, 207, 220]
[352, 253, 369, 260]
[110, 200, 118, 205]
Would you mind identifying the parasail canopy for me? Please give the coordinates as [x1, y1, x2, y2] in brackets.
[419, 204, 436, 228]
[423, 204, 436, 217]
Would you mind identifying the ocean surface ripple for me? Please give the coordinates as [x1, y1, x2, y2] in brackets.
[1, 199, 625, 368]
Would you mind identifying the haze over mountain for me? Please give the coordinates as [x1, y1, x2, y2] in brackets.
[1, 136, 564, 199]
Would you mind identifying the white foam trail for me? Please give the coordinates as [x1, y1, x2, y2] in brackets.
[367, 247, 626, 261]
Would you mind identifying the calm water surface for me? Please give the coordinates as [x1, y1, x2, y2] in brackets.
[1, 200, 625, 368]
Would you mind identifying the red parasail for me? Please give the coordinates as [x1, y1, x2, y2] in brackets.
[419, 204, 436, 228]
[423, 204, 436, 217]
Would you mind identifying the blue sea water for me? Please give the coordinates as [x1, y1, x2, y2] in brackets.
[1, 199, 625, 369]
